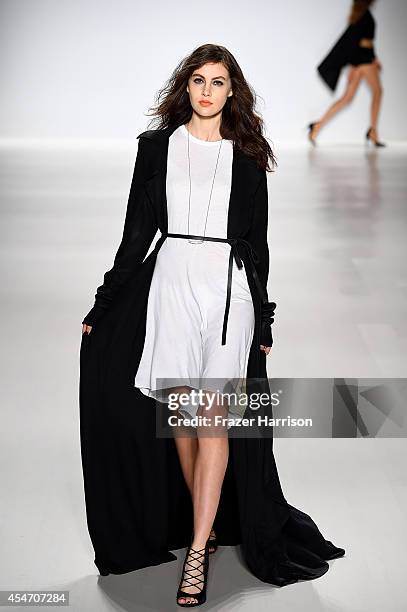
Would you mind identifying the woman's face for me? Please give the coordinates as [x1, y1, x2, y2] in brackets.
[186, 62, 233, 118]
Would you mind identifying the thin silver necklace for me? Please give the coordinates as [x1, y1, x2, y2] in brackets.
[186, 123, 223, 244]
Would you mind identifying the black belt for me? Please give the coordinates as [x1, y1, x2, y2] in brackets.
[162, 232, 269, 345]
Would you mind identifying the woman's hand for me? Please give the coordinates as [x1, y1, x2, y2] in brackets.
[373, 58, 382, 71]
[82, 323, 93, 335]
[260, 345, 272, 355]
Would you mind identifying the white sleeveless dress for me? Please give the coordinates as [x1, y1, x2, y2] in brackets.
[134, 124, 255, 428]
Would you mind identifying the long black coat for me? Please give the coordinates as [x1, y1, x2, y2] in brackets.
[79, 122, 345, 585]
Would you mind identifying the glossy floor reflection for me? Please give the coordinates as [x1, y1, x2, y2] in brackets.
[0, 142, 406, 611]
[269, 144, 407, 378]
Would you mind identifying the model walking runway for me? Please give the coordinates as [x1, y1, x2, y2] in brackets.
[80, 43, 345, 608]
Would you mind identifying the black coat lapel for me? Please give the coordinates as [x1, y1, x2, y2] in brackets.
[227, 148, 261, 237]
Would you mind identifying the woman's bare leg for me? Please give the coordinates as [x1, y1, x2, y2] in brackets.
[174, 436, 198, 492]
[171, 387, 225, 505]
[359, 63, 383, 137]
[312, 65, 363, 137]
[171, 386, 199, 493]
[176, 389, 229, 604]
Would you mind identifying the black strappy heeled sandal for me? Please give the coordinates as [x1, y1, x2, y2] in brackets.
[366, 126, 386, 147]
[177, 541, 210, 607]
[207, 528, 218, 554]
[307, 122, 319, 146]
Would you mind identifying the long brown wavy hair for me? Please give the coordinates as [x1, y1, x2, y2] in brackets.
[144, 44, 277, 173]
[348, 0, 375, 24]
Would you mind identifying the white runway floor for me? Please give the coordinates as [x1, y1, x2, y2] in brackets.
[0, 140, 406, 611]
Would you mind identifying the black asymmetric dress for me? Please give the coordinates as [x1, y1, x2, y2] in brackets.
[318, 8, 377, 91]
[79, 122, 346, 584]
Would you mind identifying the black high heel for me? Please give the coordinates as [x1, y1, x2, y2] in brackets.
[207, 528, 218, 554]
[177, 541, 210, 607]
[366, 126, 386, 147]
[307, 122, 319, 146]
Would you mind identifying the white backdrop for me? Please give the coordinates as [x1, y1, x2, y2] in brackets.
[0, 0, 405, 144]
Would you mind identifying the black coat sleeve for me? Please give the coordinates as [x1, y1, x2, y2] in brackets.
[245, 169, 276, 347]
[82, 137, 158, 327]
[317, 24, 358, 91]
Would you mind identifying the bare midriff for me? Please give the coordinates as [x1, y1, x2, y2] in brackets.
[359, 38, 374, 48]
